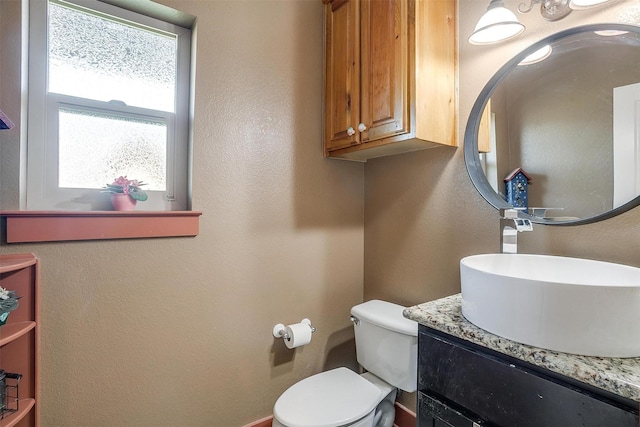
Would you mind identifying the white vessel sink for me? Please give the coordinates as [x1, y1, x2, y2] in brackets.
[460, 253, 640, 357]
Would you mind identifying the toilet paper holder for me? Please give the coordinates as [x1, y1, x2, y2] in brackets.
[272, 318, 316, 342]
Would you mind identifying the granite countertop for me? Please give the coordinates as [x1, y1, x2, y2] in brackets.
[404, 294, 640, 403]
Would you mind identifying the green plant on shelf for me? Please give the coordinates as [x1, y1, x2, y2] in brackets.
[0, 287, 19, 326]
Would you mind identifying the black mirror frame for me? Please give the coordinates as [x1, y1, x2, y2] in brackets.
[464, 23, 640, 226]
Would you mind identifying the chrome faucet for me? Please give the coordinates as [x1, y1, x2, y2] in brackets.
[500, 208, 533, 254]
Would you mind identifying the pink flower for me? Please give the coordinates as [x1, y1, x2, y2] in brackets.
[112, 176, 134, 194]
[103, 176, 147, 201]
[113, 176, 131, 187]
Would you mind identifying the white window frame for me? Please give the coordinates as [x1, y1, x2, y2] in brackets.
[27, 0, 192, 211]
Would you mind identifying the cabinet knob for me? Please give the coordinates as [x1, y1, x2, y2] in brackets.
[358, 123, 367, 132]
[347, 127, 356, 136]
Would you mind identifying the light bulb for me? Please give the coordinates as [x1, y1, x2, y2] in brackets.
[469, 0, 525, 45]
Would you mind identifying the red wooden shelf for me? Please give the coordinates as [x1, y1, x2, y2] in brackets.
[0, 322, 36, 347]
[0, 257, 37, 274]
[0, 398, 35, 427]
[1, 210, 202, 243]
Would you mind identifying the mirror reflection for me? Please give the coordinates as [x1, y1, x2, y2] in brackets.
[466, 24, 640, 225]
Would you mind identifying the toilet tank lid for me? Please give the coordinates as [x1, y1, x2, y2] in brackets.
[351, 300, 418, 336]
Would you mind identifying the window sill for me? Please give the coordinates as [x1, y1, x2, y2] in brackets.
[0, 210, 202, 243]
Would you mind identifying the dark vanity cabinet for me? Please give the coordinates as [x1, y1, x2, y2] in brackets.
[418, 325, 639, 427]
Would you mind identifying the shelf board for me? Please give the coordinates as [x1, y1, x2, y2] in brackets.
[0, 398, 35, 427]
[0, 256, 37, 274]
[1, 210, 202, 243]
[0, 322, 36, 347]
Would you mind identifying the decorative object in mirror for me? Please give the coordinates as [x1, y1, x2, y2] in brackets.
[464, 24, 640, 225]
[469, 0, 617, 44]
[0, 110, 14, 130]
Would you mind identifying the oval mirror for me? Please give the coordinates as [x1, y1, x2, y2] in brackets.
[464, 24, 640, 225]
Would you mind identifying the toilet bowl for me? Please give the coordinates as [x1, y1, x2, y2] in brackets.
[272, 368, 396, 427]
[272, 300, 418, 427]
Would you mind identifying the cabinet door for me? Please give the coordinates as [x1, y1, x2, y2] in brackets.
[359, 0, 408, 143]
[419, 329, 640, 427]
[325, 0, 360, 151]
[419, 391, 489, 427]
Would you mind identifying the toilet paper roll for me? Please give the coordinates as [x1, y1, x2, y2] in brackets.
[284, 322, 313, 349]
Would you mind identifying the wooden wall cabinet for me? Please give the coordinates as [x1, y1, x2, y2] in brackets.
[0, 254, 40, 427]
[323, 0, 457, 161]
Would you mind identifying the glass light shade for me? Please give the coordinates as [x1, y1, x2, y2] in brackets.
[519, 45, 552, 65]
[594, 29, 629, 36]
[469, 3, 525, 45]
[569, 0, 613, 9]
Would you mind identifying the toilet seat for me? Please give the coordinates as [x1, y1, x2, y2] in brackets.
[273, 367, 382, 427]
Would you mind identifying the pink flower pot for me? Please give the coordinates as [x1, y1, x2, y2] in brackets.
[111, 193, 137, 211]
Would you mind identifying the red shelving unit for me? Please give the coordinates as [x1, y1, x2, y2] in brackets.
[0, 254, 39, 427]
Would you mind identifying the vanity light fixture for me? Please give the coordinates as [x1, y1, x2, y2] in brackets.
[518, 0, 615, 19]
[469, 0, 526, 45]
[518, 0, 573, 21]
[569, 0, 615, 10]
[470, 0, 616, 44]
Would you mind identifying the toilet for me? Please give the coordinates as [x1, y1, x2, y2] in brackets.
[273, 300, 418, 427]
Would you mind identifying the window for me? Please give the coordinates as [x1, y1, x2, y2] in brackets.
[27, 0, 192, 211]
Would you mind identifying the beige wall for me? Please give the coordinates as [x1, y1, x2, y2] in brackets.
[364, 0, 640, 334]
[0, 0, 364, 425]
[2, 0, 640, 424]
[366, 0, 640, 302]
[0, 0, 22, 209]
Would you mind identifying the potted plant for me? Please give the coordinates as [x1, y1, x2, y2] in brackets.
[103, 176, 148, 211]
[0, 287, 19, 327]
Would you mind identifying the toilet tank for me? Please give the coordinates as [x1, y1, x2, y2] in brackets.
[350, 300, 418, 392]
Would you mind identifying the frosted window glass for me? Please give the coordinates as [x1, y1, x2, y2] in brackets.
[58, 108, 167, 191]
[48, 2, 177, 112]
